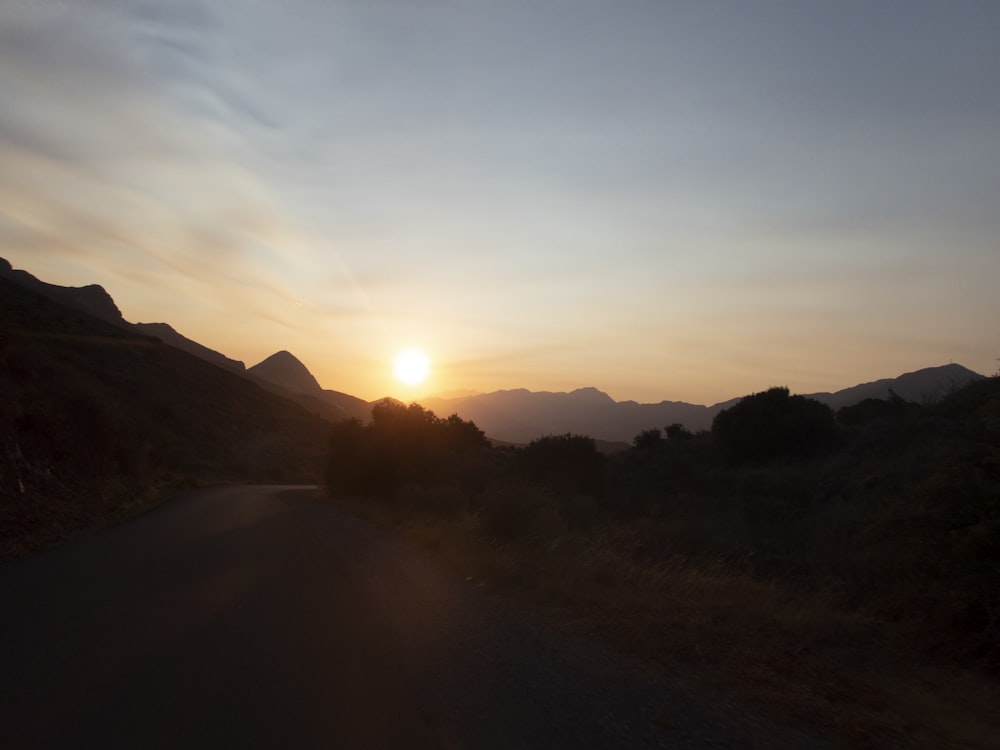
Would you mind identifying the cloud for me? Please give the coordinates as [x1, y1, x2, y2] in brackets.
[2, 0, 999, 400]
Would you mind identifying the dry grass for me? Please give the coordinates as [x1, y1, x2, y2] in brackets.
[331, 493, 1000, 749]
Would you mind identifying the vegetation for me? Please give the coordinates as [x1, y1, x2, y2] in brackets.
[326, 400, 488, 497]
[711, 385, 838, 461]
[326, 378, 1000, 748]
[5, 265, 997, 745]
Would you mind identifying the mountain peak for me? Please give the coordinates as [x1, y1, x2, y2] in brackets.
[248, 351, 323, 395]
[0, 259, 124, 325]
[569, 387, 615, 404]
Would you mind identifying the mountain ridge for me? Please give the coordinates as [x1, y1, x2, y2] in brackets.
[249, 350, 323, 395]
[2, 258, 986, 443]
[247, 350, 370, 422]
[0, 258, 244, 374]
[421, 364, 984, 444]
[0, 272, 335, 555]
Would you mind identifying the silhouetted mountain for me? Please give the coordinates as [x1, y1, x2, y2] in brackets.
[421, 388, 735, 444]
[1, 258, 247, 375]
[1, 257, 123, 324]
[133, 322, 246, 373]
[1, 259, 373, 424]
[422, 366, 985, 444]
[0, 274, 334, 557]
[248, 351, 371, 422]
[249, 350, 323, 395]
[2, 258, 985, 448]
[321, 389, 371, 421]
[804, 364, 984, 410]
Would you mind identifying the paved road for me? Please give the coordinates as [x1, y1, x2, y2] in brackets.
[0, 486, 828, 749]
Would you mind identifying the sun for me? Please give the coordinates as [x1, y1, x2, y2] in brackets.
[393, 348, 430, 386]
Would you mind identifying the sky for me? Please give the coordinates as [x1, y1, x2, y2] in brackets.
[2, 0, 998, 405]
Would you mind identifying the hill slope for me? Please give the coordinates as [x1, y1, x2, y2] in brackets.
[0, 258, 245, 374]
[0, 276, 332, 557]
[132, 322, 246, 373]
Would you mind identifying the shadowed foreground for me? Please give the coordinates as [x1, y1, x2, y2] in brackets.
[0, 486, 826, 749]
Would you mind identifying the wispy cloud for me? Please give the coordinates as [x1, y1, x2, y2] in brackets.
[2, 0, 998, 400]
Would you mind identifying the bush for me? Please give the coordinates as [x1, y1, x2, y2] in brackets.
[518, 433, 605, 498]
[712, 387, 837, 462]
[325, 403, 488, 498]
[478, 482, 561, 543]
[837, 391, 915, 426]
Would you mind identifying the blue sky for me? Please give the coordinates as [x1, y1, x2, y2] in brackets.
[2, 0, 998, 403]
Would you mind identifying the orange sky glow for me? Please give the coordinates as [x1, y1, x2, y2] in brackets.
[2, 1, 998, 405]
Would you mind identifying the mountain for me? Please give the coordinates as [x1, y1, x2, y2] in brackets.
[1, 258, 985, 446]
[804, 364, 983, 410]
[421, 388, 736, 445]
[0, 258, 372, 423]
[1, 258, 244, 375]
[0, 273, 334, 557]
[248, 350, 371, 422]
[422, 366, 986, 444]
[249, 350, 323, 395]
[1, 257, 123, 324]
[133, 322, 246, 373]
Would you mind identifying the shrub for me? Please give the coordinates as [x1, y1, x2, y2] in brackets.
[666, 422, 694, 440]
[836, 391, 915, 426]
[632, 428, 663, 451]
[325, 404, 488, 498]
[712, 387, 837, 462]
[478, 482, 558, 543]
[518, 433, 605, 498]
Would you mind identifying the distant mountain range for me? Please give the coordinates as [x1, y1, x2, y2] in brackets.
[1, 257, 986, 445]
[422, 363, 985, 444]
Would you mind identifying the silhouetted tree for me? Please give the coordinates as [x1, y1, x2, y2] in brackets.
[711, 387, 836, 462]
[836, 390, 915, 426]
[632, 428, 663, 451]
[665, 422, 694, 441]
[326, 404, 488, 497]
[518, 433, 604, 498]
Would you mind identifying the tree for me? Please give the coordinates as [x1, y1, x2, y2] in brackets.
[326, 404, 488, 497]
[836, 390, 914, 426]
[665, 422, 693, 441]
[632, 428, 663, 451]
[711, 386, 836, 462]
[518, 433, 604, 498]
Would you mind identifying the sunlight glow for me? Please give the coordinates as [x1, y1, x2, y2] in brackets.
[393, 348, 430, 386]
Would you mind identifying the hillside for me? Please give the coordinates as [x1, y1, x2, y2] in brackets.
[0, 257, 124, 324]
[0, 258, 245, 375]
[0, 276, 333, 558]
[132, 322, 246, 373]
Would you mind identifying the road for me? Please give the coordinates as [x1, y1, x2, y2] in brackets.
[0, 486, 828, 749]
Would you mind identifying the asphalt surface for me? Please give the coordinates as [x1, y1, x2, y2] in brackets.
[0, 486, 831, 749]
